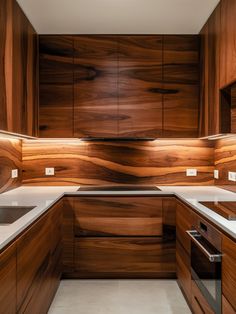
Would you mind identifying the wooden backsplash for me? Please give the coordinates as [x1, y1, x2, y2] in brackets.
[22, 139, 214, 186]
[0, 139, 22, 193]
[215, 136, 236, 185]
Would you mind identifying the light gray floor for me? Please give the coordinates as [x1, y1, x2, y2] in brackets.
[48, 280, 191, 314]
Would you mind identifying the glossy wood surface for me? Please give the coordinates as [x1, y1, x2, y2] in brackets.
[176, 201, 193, 254]
[220, 0, 236, 88]
[200, 201, 236, 220]
[0, 243, 16, 314]
[22, 139, 214, 186]
[74, 36, 118, 138]
[39, 36, 74, 137]
[0, 0, 38, 136]
[222, 234, 236, 312]
[163, 35, 199, 137]
[118, 36, 163, 137]
[222, 295, 235, 314]
[0, 139, 22, 193]
[73, 196, 163, 236]
[74, 237, 176, 278]
[17, 201, 62, 314]
[191, 281, 214, 314]
[199, 4, 221, 137]
[214, 136, 236, 185]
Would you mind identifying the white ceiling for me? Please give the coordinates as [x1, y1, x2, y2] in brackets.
[17, 0, 220, 34]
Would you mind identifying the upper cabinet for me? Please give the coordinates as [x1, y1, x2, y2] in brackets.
[39, 36, 74, 138]
[163, 35, 199, 138]
[199, 4, 221, 137]
[39, 35, 199, 138]
[118, 36, 163, 138]
[220, 0, 236, 88]
[0, 0, 38, 137]
[73, 36, 118, 138]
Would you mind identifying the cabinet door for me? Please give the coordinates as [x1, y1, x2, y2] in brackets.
[0, 243, 16, 314]
[39, 36, 74, 137]
[74, 237, 175, 279]
[17, 213, 52, 313]
[74, 36, 118, 138]
[222, 295, 235, 314]
[199, 4, 221, 137]
[191, 281, 214, 314]
[220, 0, 236, 88]
[73, 196, 163, 236]
[0, 0, 38, 136]
[163, 35, 199, 138]
[176, 201, 193, 305]
[222, 235, 236, 312]
[118, 36, 163, 138]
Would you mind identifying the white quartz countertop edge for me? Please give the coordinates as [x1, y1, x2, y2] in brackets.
[0, 186, 236, 250]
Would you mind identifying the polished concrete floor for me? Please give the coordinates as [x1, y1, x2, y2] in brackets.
[48, 280, 191, 314]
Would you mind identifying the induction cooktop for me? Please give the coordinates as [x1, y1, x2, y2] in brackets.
[78, 185, 161, 191]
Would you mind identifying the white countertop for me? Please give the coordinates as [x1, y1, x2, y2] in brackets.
[0, 185, 236, 250]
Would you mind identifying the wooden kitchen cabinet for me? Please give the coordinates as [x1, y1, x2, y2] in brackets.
[17, 201, 62, 314]
[64, 196, 176, 279]
[39, 36, 74, 137]
[222, 295, 235, 314]
[191, 281, 214, 314]
[0, 0, 38, 137]
[222, 235, 236, 312]
[0, 243, 17, 314]
[220, 0, 236, 88]
[176, 201, 193, 306]
[118, 36, 163, 138]
[74, 36, 119, 138]
[163, 35, 199, 138]
[199, 4, 221, 137]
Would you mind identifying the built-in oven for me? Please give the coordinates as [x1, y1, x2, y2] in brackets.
[187, 215, 222, 314]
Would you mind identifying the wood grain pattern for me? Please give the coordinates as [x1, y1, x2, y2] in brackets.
[0, 139, 22, 193]
[199, 4, 221, 137]
[73, 196, 163, 236]
[222, 234, 236, 312]
[0, 0, 38, 136]
[39, 36, 74, 137]
[22, 139, 214, 186]
[222, 295, 235, 314]
[0, 242, 16, 314]
[118, 36, 163, 137]
[163, 35, 199, 137]
[74, 237, 176, 278]
[220, 0, 236, 88]
[74, 36, 118, 138]
[214, 136, 236, 185]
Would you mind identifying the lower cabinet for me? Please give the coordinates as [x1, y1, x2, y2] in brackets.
[0, 243, 17, 314]
[191, 281, 214, 314]
[176, 201, 193, 306]
[0, 200, 62, 314]
[63, 196, 176, 279]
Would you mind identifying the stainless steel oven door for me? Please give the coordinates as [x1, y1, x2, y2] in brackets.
[187, 230, 222, 314]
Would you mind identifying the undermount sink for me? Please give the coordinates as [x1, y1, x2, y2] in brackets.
[0, 206, 36, 225]
[78, 185, 161, 192]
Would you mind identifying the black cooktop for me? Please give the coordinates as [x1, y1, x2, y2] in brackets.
[79, 185, 160, 191]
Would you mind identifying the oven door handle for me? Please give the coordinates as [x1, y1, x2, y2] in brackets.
[186, 230, 222, 262]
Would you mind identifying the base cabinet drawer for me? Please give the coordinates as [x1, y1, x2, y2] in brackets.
[191, 281, 214, 314]
[74, 237, 175, 278]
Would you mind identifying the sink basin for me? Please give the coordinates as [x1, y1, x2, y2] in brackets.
[78, 185, 161, 192]
[0, 206, 36, 225]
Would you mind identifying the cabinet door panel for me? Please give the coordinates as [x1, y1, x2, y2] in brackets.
[222, 295, 235, 314]
[176, 201, 193, 253]
[0, 243, 16, 314]
[118, 36, 163, 138]
[74, 237, 175, 278]
[191, 281, 214, 314]
[74, 36, 118, 138]
[39, 36, 74, 137]
[222, 235, 236, 312]
[220, 0, 236, 88]
[163, 35, 199, 138]
[74, 196, 163, 236]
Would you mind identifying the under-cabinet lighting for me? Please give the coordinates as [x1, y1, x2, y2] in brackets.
[200, 134, 234, 140]
[0, 130, 36, 140]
